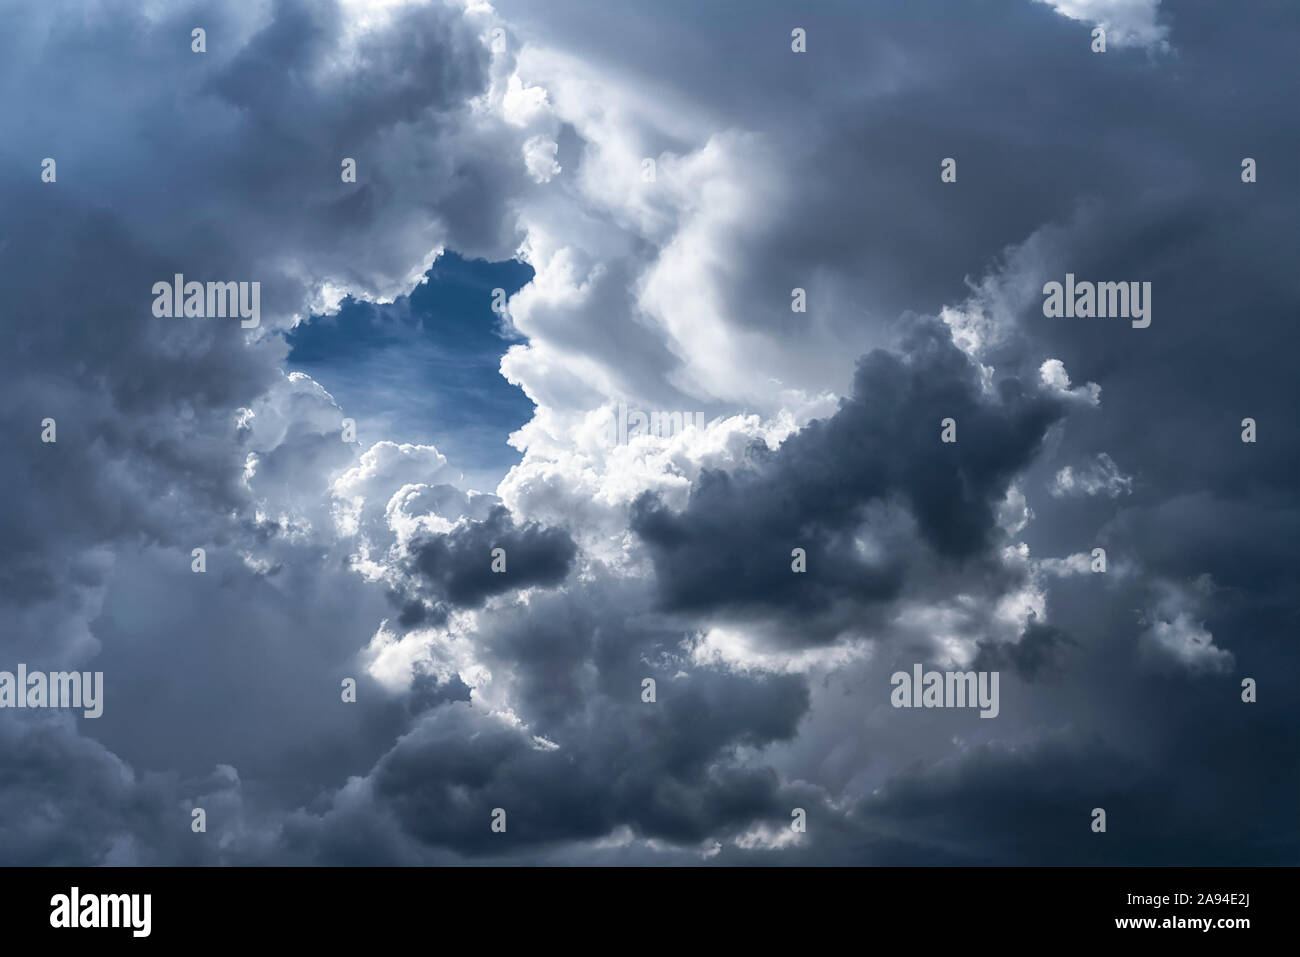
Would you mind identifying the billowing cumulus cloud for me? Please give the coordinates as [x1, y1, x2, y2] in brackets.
[631, 321, 1065, 632]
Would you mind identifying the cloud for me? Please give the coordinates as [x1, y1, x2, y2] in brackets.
[1050, 452, 1133, 498]
[1032, 0, 1170, 50]
[974, 618, 1078, 681]
[1039, 359, 1101, 406]
[632, 321, 1065, 633]
[1137, 579, 1234, 674]
[392, 504, 578, 620]
[522, 134, 561, 183]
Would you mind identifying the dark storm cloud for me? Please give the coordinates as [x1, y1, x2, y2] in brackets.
[209, 0, 487, 135]
[396, 505, 578, 616]
[262, 574, 815, 863]
[0, 712, 265, 866]
[850, 731, 1151, 865]
[0, 191, 278, 634]
[632, 321, 1064, 624]
[974, 618, 1078, 681]
[846, 710, 1298, 866]
[351, 580, 812, 858]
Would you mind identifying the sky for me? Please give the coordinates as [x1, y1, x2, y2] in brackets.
[0, 0, 1296, 865]
[286, 251, 535, 489]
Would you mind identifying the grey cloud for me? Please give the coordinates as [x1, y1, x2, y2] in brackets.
[632, 321, 1065, 630]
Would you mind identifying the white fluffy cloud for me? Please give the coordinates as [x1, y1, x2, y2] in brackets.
[1039, 359, 1101, 406]
[1033, 0, 1170, 49]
